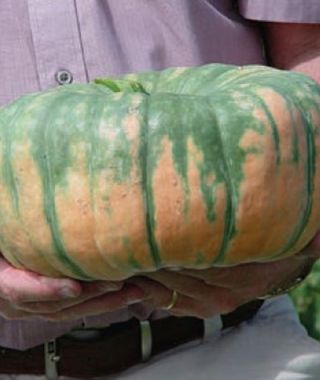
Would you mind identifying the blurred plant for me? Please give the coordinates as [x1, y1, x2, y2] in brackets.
[290, 259, 320, 340]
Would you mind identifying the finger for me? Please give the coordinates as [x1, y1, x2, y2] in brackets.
[180, 262, 291, 292]
[37, 284, 146, 321]
[0, 298, 39, 320]
[180, 265, 276, 300]
[180, 264, 265, 288]
[131, 277, 241, 318]
[16, 281, 123, 313]
[129, 276, 190, 311]
[181, 256, 307, 300]
[144, 270, 250, 305]
[144, 271, 222, 300]
[0, 258, 82, 303]
[133, 276, 242, 318]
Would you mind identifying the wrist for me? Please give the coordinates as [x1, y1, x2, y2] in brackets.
[258, 254, 315, 300]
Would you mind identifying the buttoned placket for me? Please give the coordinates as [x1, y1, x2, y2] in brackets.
[27, 0, 88, 90]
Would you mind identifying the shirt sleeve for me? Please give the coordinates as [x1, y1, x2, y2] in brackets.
[238, 0, 320, 23]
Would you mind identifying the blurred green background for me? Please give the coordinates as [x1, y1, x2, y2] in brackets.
[290, 259, 320, 340]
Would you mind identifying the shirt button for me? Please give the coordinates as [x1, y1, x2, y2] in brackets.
[55, 69, 73, 85]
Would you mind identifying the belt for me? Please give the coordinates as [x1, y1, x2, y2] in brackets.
[0, 300, 263, 379]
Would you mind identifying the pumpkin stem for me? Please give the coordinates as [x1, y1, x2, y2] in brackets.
[94, 78, 149, 95]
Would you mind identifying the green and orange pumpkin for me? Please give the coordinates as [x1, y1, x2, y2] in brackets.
[0, 64, 319, 281]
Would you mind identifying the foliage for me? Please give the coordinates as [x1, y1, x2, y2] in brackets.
[290, 259, 320, 340]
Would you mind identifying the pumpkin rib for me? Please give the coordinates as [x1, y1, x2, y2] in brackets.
[260, 76, 318, 260]
[0, 115, 24, 268]
[79, 94, 114, 279]
[1, 97, 34, 218]
[31, 93, 92, 280]
[88, 92, 151, 278]
[0, 102, 52, 273]
[230, 87, 298, 261]
[0, 99, 73, 277]
[272, 87, 316, 258]
[139, 94, 163, 269]
[221, 70, 318, 263]
[201, 97, 236, 265]
[85, 94, 126, 278]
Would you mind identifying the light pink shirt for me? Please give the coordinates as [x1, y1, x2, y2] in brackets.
[0, 0, 319, 350]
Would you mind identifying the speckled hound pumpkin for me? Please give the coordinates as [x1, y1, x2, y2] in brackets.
[0, 64, 319, 280]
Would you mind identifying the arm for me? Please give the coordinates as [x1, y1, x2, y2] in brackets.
[0, 256, 148, 321]
[263, 22, 320, 83]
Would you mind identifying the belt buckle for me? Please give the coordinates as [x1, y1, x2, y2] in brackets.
[42, 320, 153, 378]
[44, 339, 60, 380]
[67, 322, 152, 360]
[44, 328, 105, 380]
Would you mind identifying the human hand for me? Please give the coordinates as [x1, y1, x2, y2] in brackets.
[0, 257, 145, 321]
[130, 234, 320, 319]
[36, 282, 146, 321]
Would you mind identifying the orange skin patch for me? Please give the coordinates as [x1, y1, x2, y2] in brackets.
[54, 166, 110, 279]
[93, 174, 152, 279]
[153, 137, 226, 268]
[0, 141, 63, 277]
[89, 107, 153, 280]
[53, 139, 122, 280]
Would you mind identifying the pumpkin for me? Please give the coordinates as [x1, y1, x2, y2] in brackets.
[0, 63, 319, 281]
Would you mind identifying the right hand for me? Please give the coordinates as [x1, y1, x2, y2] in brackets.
[0, 257, 144, 321]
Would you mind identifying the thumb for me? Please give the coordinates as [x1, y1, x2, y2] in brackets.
[0, 257, 82, 303]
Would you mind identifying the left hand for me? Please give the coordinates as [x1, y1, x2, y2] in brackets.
[129, 234, 320, 319]
[0, 257, 146, 322]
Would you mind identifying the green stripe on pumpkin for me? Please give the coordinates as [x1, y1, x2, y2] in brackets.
[29, 92, 91, 280]
[1, 97, 34, 218]
[245, 89, 281, 167]
[139, 94, 163, 268]
[0, 117, 25, 267]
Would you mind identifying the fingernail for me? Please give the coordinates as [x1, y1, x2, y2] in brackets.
[97, 282, 123, 292]
[60, 287, 79, 298]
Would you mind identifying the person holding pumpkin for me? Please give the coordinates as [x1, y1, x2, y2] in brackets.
[0, 1, 320, 379]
